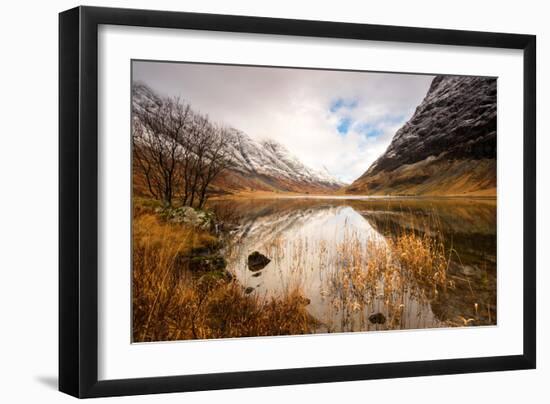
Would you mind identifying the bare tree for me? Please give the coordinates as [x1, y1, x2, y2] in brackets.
[195, 126, 235, 208]
[181, 115, 235, 209]
[180, 113, 211, 207]
[132, 88, 191, 207]
[132, 84, 234, 209]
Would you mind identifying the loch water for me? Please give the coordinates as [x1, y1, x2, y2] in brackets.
[208, 196, 497, 333]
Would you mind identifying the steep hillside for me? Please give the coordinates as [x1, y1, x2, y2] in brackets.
[346, 75, 497, 196]
[132, 83, 343, 196]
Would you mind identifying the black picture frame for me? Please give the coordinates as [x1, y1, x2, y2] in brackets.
[59, 5, 536, 398]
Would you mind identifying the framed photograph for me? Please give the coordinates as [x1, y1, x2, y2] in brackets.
[59, 6, 536, 398]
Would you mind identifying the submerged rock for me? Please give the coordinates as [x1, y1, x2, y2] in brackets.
[368, 312, 386, 324]
[460, 265, 480, 277]
[247, 251, 271, 272]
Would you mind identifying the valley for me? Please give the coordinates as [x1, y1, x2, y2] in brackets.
[131, 70, 498, 342]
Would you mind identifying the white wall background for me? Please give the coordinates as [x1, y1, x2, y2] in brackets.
[0, 0, 546, 402]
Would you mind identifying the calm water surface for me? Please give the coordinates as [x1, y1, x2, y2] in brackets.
[208, 196, 497, 333]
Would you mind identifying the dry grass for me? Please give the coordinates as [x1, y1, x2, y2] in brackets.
[133, 196, 491, 340]
[132, 201, 315, 342]
[391, 233, 448, 288]
[345, 158, 496, 196]
[328, 228, 450, 331]
[133, 212, 218, 257]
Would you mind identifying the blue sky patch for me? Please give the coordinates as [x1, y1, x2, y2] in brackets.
[354, 114, 406, 139]
[355, 122, 383, 139]
[337, 117, 352, 135]
[329, 97, 358, 113]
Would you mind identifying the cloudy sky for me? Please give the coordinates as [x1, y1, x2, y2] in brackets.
[133, 61, 434, 184]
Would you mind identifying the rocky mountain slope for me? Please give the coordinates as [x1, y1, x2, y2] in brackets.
[132, 84, 343, 195]
[346, 75, 497, 196]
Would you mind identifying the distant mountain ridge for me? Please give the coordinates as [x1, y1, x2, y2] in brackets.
[132, 83, 344, 195]
[346, 75, 497, 196]
[220, 129, 344, 192]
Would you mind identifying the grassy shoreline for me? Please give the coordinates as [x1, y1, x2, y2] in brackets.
[132, 199, 318, 342]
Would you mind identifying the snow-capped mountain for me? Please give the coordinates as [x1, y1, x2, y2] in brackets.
[224, 129, 343, 190]
[132, 83, 344, 193]
[346, 75, 497, 196]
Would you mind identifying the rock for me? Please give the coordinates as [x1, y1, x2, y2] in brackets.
[174, 246, 228, 276]
[368, 312, 386, 324]
[188, 246, 211, 257]
[460, 265, 478, 277]
[188, 255, 227, 272]
[158, 206, 217, 230]
[247, 251, 271, 272]
[244, 287, 255, 294]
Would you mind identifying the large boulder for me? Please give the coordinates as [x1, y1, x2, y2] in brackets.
[368, 312, 386, 324]
[247, 251, 271, 272]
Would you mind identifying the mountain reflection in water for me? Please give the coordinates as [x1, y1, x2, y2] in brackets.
[208, 197, 497, 333]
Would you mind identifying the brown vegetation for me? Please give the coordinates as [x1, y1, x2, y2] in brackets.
[326, 221, 495, 331]
[211, 170, 338, 196]
[345, 158, 496, 197]
[132, 201, 316, 342]
[324, 229, 449, 331]
[133, 194, 495, 341]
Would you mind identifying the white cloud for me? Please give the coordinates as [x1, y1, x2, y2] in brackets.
[133, 61, 434, 183]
